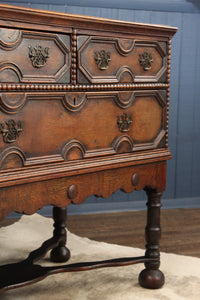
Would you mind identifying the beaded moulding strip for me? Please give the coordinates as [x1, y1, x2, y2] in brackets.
[71, 28, 77, 85]
[0, 83, 169, 92]
[165, 38, 171, 148]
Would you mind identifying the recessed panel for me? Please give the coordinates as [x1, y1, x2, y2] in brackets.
[0, 28, 70, 83]
[78, 37, 167, 84]
[0, 91, 166, 166]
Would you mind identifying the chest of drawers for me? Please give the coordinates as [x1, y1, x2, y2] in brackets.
[0, 4, 177, 293]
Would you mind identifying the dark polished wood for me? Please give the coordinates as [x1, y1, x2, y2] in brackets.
[139, 188, 164, 289]
[50, 207, 71, 263]
[0, 254, 154, 293]
[0, 4, 177, 292]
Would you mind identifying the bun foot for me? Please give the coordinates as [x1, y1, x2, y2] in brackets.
[138, 269, 165, 289]
[50, 246, 71, 263]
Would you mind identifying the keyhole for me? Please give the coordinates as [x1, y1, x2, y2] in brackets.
[73, 97, 76, 106]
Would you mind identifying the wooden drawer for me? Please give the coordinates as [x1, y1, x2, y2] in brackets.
[0, 28, 70, 83]
[0, 90, 166, 169]
[77, 36, 167, 84]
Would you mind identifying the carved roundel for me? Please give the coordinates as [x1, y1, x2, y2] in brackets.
[0, 93, 27, 114]
[116, 38, 135, 55]
[0, 28, 22, 49]
[114, 91, 135, 109]
[62, 92, 87, 112]
[0, 146, 26, 169]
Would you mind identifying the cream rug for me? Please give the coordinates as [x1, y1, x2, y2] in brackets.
[0, 213, 200, 300]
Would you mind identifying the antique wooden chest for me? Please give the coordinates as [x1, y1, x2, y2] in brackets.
[0, 4, 177, 292]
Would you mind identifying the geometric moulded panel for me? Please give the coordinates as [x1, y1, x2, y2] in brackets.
[0, 90, 166, 168]
[77, 36, 167, 84]
[0, 28, 70, 83]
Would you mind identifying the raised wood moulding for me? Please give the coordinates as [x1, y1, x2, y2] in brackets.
[0, 83, 169, 92]
[0, 4, 177, 37]
[0, 148, 172, 188]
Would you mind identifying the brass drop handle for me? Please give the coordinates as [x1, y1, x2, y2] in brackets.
[117, 113, 132, 132]
[28, 45, 49, 68]
[139, 51, 153, 71]
[0, 119, 22, 143]
[94, 50, 111, 70]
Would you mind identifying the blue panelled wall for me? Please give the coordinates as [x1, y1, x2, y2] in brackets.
[1, 0, 200, 215]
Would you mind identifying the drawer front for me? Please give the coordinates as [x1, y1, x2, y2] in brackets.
[77, 36, 167, 84]
[0, 28, 70, 83]
[0, 90, 166, 169]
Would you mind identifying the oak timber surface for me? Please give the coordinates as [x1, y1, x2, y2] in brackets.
[1, 208, 199, 258]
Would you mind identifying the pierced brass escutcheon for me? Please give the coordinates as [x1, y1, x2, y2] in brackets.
[117, 113, 132, 132]
[94, 50, 111, 70]
[28, 45, 49, 68]
[139, 51, 153, 71]
[0, 119, 22, 143]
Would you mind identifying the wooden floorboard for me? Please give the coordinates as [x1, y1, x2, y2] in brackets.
[66, 208, 200, 258]
[1, 208, 200, 258]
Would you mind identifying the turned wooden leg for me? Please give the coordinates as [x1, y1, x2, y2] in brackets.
[138, 188, 165, 289]
[50, 206, 71, 263]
